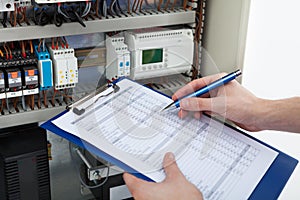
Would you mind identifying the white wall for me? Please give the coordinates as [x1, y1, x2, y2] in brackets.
[242, 0, 300, 199]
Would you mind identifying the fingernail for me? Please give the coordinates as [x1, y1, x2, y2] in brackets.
[166, 152, 175, 161]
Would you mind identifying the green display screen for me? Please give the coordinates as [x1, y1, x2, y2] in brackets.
[142, 49, 163, 64]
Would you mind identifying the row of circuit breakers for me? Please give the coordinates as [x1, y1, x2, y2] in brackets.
[0, 41, 78, 100]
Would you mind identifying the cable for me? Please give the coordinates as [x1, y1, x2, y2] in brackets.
[51, 38, 55, 49]
[103, 0, 107, 17]
[3, 43, 9, 59]
[95, 0, 101, 18]
[21, 41, 26, 58]
[57, 3, 70, 19]
[39, 10, 50, 26]
[29, 40, 33, 54]
[42, 38, 46, 52]
[13, 97, 18, 110]
[164, 0, 170, 10]
[0, 99, 4, 113]
[116, 0, 126, 16]
[23, 7, 28, 24]
[6, 43, 13, 59]
[81, 2, 91, 17]
[54, 6, 63, 27]
[132, 0, 138, 12]
[59, 37, 65, 48]
[62, 36, 69, 48]
[2, 12, 8, 27]
[38, 39, 42, 52]
[183, 0, 187, 10]
[56, 37, 59, 50]
[139, 0, 144, 12]
[157, 0, 163, 11]
[43, 90, 48, 107]
[127, 0, 131, 14]
[51, 89, 57, 106]
[37, 92, 41, 109]
[109, 0, 117, 16]
[171, 0, 177, 11]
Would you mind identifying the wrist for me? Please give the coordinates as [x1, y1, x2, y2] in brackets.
[252, 97, 299, 132]
[252, 98, 271, 131]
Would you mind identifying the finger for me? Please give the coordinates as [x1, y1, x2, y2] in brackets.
[172, 73, 226, 100]
[163, 152, 184, 181]
[180, 97, 214, 112]
[178, 109, 189, 119]
[194, 111, 201, 119]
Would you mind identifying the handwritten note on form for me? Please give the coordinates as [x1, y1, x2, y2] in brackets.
[53, 78, 278, 200]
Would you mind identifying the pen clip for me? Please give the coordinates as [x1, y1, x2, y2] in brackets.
[72, 83, 120, 116]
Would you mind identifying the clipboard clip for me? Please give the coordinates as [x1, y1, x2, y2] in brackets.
[71, 83, 120, 116]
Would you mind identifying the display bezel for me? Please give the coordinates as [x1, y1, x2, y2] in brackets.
[140, 48, 164, 66]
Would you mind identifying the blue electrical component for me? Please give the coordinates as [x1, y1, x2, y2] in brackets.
[34, 44, 53, 90]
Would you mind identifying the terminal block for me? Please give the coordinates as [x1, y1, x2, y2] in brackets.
[47, 45, 78, 90]
[34, 45, 53, 90]
[3, 68, 23, 98]
[106, 36, 130, 80]
[0, 69, 6, 99]
[21, 66, 39, 96]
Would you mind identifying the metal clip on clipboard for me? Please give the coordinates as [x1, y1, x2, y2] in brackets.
[67, 83, 120, 116]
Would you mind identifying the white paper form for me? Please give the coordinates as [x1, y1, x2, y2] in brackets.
[53, 78, 278, 200]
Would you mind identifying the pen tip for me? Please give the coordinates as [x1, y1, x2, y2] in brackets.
[160, 102, 174, 112]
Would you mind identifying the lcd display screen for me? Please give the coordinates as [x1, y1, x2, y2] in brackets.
[142, 49, 163, 64]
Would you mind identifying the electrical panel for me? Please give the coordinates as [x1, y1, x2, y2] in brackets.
[0, 0, 209, 198]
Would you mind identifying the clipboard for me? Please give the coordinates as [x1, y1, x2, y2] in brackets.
[41, 77, 298, 199]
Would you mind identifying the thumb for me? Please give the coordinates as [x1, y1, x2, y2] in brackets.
[123, 173, 143, 191]
[163, 152, 184, 181]
[180, 97, 215, 112]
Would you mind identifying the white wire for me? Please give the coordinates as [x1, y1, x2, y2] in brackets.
[81, 2, 91, 17]
[42, 39, 45, 52]
[103, 0, 107, 17]
[58, 4, 70, 19]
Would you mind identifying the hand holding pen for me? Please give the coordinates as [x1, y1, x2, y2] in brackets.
[162, 69, 242, 111]
[167, 70, 262, 131]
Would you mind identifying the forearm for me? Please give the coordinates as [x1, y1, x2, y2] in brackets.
[254, 97, 300, 133]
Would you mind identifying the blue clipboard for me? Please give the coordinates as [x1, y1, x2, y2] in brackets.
[41, 78, 298, 199]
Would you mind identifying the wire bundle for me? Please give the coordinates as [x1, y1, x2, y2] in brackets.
[57, 2, 91, 27]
